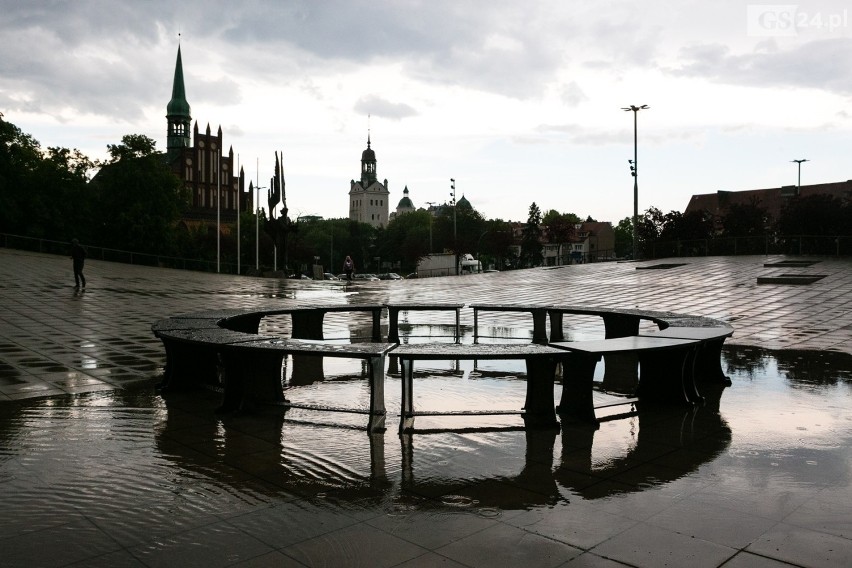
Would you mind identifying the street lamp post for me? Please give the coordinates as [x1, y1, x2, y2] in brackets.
[622, 104, 649, 260]
[792, 159, 809, 190]
[425, 201, 436, 252]
[450, 178, 457, 275]
[254, 184, 266, 272]
[476, 229, 490, 272]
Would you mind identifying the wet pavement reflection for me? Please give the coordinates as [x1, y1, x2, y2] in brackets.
[1, 344, 851, 566]
[2, 250, 852, 566]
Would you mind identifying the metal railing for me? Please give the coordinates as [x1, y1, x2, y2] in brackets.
[644, 235, 852, 259]
[1, 233, 240, 274]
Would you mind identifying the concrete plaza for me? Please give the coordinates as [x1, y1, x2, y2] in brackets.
[1, 247, 851, 567]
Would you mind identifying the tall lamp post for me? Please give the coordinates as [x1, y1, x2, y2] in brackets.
[450, 179, 458, 275]
[622, 104, 649, 260]
[425, 201, 436, 252]
[791, 159, 809, 190]
[254, 184, 266, 272]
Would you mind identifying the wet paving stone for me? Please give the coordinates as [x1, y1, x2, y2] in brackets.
[2, 249, 852, 567]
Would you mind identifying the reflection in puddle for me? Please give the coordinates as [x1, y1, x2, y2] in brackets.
[0, 340, 850, 552]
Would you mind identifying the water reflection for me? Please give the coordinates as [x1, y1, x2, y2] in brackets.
[1, 343, 850, 552]
[723, 345, 852, 385]
[149, 381, 730, 510]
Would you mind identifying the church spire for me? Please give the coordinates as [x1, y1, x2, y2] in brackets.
[360, 127, 377, 185]
[166, 45, 192, 161]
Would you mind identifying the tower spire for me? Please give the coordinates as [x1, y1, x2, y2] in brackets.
[166, 45, 191, 160]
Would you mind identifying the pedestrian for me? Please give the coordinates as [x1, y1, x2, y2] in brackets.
[343, 255, 355, 282]
[70, 238, 87, 288]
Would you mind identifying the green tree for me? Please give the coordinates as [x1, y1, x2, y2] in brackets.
[722, 201, 768, 237]
[635, 207, 666, 258]
[431, 202, 485, 256]
[659, 210, 714, 241]
[0, 118, 94, 240]
[777, 194, 847, 236]
[90, 134, 187, 254]
[379, 210, 432, 274]
[614, 217, 633, 258]
[542, 209, 579, 244]
[520, 202, 543, 268]
[479, 218, 515, 270]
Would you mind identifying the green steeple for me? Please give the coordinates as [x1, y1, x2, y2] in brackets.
[166, 45, 191, 160]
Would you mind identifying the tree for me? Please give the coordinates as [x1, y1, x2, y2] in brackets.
[542, 209, 579, 244]
[519, 202, 543, 268]
[722, 201, 768, 237]
[0, 118, 95, 240]
[614, 217, 633, 258]
[90, 134, 187, 254]
[659, 210, 714, 241]
[479, 218, 515, 270]
[379, 210, 432, 274]
[777, 194, 847, 236]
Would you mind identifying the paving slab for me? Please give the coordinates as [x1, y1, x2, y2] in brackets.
[2, 248, 851, 400]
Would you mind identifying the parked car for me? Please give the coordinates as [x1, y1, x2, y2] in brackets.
[353, 273, 380, 281]
[405, 273, 417, 279]
[378, 272, 402, 280]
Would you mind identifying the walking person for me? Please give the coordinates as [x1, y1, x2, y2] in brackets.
[70, 238, 87, 289]
[343, 255, 355, 282]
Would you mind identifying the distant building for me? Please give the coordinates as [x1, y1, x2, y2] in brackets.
[511, 221, 615, 265]
[165, 46, 251, 225]
[349, 135, 389, 227]
[685, 181, 852, 230]
[568, 221, 615, 263]
[391, 186, 415, 219]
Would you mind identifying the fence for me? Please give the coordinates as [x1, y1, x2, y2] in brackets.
[646, 235, 852, 259]
[1, 233, 240, 274]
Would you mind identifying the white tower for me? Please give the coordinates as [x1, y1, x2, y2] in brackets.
[349, 133, 389, 227]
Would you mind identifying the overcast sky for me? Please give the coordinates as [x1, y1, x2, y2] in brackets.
[3, 0, 852, 223]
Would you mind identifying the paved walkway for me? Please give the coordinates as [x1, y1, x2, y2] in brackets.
[1, 248, 850, 401]
[2, 248, 852, 568]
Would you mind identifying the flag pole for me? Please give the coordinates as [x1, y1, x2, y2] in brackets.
[216, 153, 221, 273]
[236, 154, 241, 276]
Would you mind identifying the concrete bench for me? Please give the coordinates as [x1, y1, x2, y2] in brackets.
[547, 306, 674, 341]
[219, 339, 396, 431]
[152, 323, 276, 391]
[385, 302, 464, 343]
[175, 304, 385, 340]
[391, 343, 568, 433]
[287, 304, 384, 342]
[550, 336, 702, 425]
[639, 319, 733, 385]
[470, 303, 550, 344]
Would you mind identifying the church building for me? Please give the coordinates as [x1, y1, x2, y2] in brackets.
[166, 46, 251, 224]
[349, 134, 389, 227]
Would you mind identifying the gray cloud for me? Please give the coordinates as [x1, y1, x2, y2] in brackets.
[559, 81, 589, 106]
[353, 95, 417, 120]
[0, 0, 590, 120]
[668, 38, 852, 94]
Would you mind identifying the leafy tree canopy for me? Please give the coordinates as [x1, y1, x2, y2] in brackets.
[520, 202, 543, 268]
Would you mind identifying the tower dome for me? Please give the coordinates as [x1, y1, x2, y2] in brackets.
[397, 186, 414, 209]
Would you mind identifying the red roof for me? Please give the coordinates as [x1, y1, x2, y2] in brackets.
[685, 181, 852, 223]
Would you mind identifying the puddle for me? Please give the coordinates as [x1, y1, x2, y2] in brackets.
[0, 336, 850, 557]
